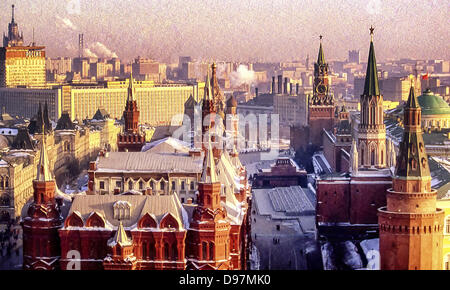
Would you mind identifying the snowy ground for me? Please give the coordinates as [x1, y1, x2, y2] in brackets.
[320, 239, 379, 270]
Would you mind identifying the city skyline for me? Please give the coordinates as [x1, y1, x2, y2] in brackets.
[0, 0, 448, 62]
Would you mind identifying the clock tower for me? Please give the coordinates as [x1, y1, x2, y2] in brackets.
[308, 35, 335, 148]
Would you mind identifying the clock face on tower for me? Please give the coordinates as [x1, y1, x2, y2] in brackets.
[317, 84, 327, 94]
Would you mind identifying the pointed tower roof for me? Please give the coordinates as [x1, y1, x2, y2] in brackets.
[405, 82, 419, 109]
[363, 26, 381, 96]
[36, 124, 53, 182]
[395, 84, 430, 179]
[11, 4, 15, 23]
[110, 221, 132, 247]
[201, 137, 217, 183]
[204, 68, 212, 101]
[127, 70, 135, 102]
[317, 35, 326, 65]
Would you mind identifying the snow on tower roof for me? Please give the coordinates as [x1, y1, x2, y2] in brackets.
[36, 128, 53, 182]
[201, 138, 217, 183]
[108, 220, 132, 247]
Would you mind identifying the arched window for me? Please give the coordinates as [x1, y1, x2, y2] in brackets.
[164, 242, 170, 260]
[139, 181, 144, 190]
[172, 242, 178, 260]
[0, 194, 10, 206]
[361, 149, 365, 165]
[142, 242, 147, 259]
[149, 242, 155, 260]
[128, 180, 133, 190]
[202, 242, 208, 260]
[371, 150, 375, 166]
[209, 242, 214, 261]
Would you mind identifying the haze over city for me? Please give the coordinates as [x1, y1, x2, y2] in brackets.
[0, 0, 448, 62]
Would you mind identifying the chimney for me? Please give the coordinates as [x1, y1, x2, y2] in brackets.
[255, 87, 258, 98]
[296, 83, 300, 95]
[145, 188, 153, 195]
[272, 76, 275, 94]
[186, 198, 193, 204]
[89, 161, 96, 171]
[284, 77, 288, 94]
[277, 75, 282, 94]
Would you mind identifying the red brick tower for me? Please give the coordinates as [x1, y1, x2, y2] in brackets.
[103, 221, 137, 270]
[22, 126, 63, 270]
[308, 35, 335, 148]
[357, 27, 386, 169]
[187, 139, 231, 270]
[378, 84, 444, 270]
[117, 72, 145, 152]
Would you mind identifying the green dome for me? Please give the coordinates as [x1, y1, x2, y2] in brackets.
[417, 89, 450, 115]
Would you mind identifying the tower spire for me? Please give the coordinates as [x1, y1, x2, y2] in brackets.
[317, 35, 325, 65]
[204, 66, 212, 101]
[36, 122, 52, 182]
[201, 136, 217, 183]
[127, 69, 135, 102]
[395, 85, 429, 179]
[11, 4, 15, 23]
[363, 26, 380, 96]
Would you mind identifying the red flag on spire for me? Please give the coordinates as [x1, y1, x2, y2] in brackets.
[422, 73, 429, 80]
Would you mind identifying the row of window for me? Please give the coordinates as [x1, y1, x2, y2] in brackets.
[99, 180, 196, 192]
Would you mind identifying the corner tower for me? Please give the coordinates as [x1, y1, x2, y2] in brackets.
[378, 84, 444, 270]
[357, 27, 386, 168]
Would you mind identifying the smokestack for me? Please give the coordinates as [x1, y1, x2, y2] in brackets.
[284, 77, 288, 94]
[272, 76, 275, 94]
[255, 87, 258, 98]
[290, 83, 293, 95]
[296, 83, 300, 95]
[277, 75, 282, 94]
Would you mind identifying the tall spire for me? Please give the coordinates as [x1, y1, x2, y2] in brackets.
[127, 69, 135, 102]
[11, 5, 15, 23]
[204, 66, 212, 101]
[36, 122, 52, 182]
[363, 26, 380, 96]
[405, 81, 419, 108]
[317, 35, 325, 65]
[395, 84, 429, 179]
[201, 136, 217, 183]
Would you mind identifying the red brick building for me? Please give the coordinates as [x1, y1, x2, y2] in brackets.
[117, 72, 145, 152]
[378, 85, 444, 270]
[252, 157, 308, 188]
[23, 64, 251, 271]
[22, 130, 64, 270]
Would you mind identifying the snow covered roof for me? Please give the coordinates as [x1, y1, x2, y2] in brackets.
[141, 136, 191, 154]
[95, 151, 203, 174]
[66, 194, 189, 229]
[108, 221, 132, 247]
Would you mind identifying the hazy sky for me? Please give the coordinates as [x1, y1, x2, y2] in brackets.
[1, 0, 449, 62]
